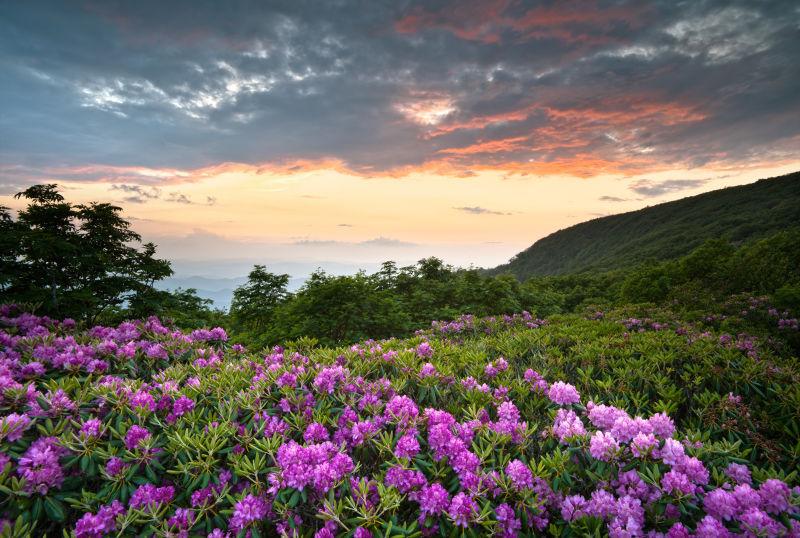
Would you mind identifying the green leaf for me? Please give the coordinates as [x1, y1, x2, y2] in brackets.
[44, 497, 66, 522]
[288, 489, 301, 508]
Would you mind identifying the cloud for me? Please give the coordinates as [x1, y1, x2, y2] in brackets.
[289, 236, 418, 248]
[360, 237, 418, 247]
[1, 0, 799, 180]
[109, 184, 216, 205]
[454, 206, 511, 216]
[166, 192, 193, 204]
[599, 195, 628, 202]
[111, 183, 161, 203]
[163, 192, 217, 205]
[291, 239, 340, 247]
[628, 178, 710, 197]
[337, 223, 353, 227]
[665, 6, 775, 64]
[394, 0, 649, 45]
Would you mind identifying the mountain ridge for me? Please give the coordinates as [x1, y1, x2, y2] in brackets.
[488, 171, 800, 279]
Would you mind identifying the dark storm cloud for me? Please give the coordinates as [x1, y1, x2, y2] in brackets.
[1, 0, 799, 181]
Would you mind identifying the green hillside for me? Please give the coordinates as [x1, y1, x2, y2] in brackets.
[489, 171, 800, 279]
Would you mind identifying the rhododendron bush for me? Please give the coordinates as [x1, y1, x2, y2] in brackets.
[0, 305, 798, 537]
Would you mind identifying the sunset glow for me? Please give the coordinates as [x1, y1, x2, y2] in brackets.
[2, 0, 799, 276]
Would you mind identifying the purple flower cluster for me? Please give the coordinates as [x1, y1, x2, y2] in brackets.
[505, 459, 533, 490]
[1, 307, 798, 537]
[129, 483, 175, 511]
[313, 365, 348, 394]
[448, 492, 478, 527]
[394, 431, 421, 459]
[590, 431, 620, 461]
[523, 368, 549, 393]
[79, 417, 102, 439]
[105, 456, 129, 478]
[385, 466, 427, 496]
[17, 436, 65, 494]
[547, 381, 581, 405]
[125, 425, 151, 450]
[303, 422, 329, 443]
[418, 482, 450, 517]
[490, 400, 527, 442]
[484, 357, 508, 378]
[384, 395, 419, 426]
[74, 501, 124, 538]
[0, 412, 31, 442]
[229, 494, 269, 532]
[495, 503, 522, 537]
[274, 440, 354, 493]
[130, 389, 156, 412]
[419, 362, 437, 378]
[553, 409, 587, 443]
[416, 342, 433, 358]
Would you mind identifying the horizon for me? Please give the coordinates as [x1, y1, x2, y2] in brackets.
[2, 1, 800, 297]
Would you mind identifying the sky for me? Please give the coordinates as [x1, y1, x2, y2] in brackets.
[2, 0, 799, 285]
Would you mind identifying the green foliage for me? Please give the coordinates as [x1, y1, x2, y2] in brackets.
[224, 229, 800, 351]
[229, 260, 540, 347]
[489, 171, 800, 278]
[229, 265, 290, 335]
[0, 184, 173, 322]
[120, 287, 228, 329]
[269, 269, 410, 346]
[2, 305, 798, 535]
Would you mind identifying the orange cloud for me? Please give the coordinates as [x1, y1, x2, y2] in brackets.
[543, 97, 707, 126]
[506, 1, 649, 43]
[426, 93, 707, 170]
[437, 136, 530, 155]
[395, 0, 648, 45]
[426, 104, 540, 137]
[395, 0, 510, 44]
[0, 96, 741, 186]
[486, 154, 659, 178]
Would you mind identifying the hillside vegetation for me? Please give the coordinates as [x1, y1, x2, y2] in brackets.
[489, 171, 800, 279]
[2, 179, 800, 537]
[3, 183, 800, 359]
[0, 304, 798, 536]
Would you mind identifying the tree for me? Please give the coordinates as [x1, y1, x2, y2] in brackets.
[230, 265, 291, 333]
[0, 206, 23, 295]
[271, 270, 410, 346]
[2, 184, 173, 321]
[125, 287, 226, 329]
[620, 262, 675, 304]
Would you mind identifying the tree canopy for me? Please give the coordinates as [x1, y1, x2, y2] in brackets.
[1, 184, 172, 321]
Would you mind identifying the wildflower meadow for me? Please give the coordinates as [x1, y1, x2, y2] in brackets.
[0, 303, 798, 537]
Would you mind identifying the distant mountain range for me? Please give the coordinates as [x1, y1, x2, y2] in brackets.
[155, 275, 294, 310]
[157, 261, 382, 309]
[488, 171, 800, 280]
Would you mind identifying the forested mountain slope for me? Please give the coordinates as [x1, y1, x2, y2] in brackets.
[489, 171, 800, 279]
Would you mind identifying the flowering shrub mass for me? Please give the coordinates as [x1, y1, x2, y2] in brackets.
[0, 304, 798, 537]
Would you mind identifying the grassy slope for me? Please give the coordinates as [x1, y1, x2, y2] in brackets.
[488, 171, 800, 279]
